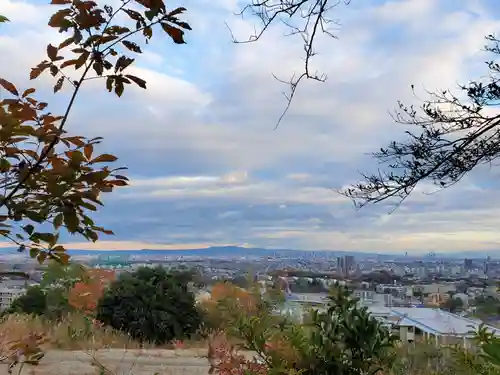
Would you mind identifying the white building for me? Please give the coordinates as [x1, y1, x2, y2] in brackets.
[375, 307, 500, 348]
[0, 287, 26, 310]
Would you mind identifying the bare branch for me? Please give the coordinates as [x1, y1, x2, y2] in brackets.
[233, 0, 351, 127]
[341, 34, 500, 211]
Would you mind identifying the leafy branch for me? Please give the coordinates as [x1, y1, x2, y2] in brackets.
[0, 0, 192, 263]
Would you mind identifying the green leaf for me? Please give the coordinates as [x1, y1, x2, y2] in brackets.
[53, 213, 63, 229]
[0, 15, 10, 23]
[63, 211, 79, 233]
[22, 224, 35, 235]
[29, 248, 40, 258]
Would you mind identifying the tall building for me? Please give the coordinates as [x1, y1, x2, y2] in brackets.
[464, 258, 473, 270]
[337, 255, 356, 276]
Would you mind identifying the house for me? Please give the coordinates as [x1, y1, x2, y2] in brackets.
[381, 307, 500, 348]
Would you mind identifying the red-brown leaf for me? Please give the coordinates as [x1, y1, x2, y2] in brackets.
[84, 144, 93, 160]
[30, 63, 49, 80]
[48, 9, 71, 27]
[167, 7, 186, 16]
[122, 40, 142, 53]
[161, 23, 185, 44]
[22, 88, 36, 98]
[58, 37, 74, 49]
[54, 76, 64, 93]
[125, 74, 146, 89]
[60, 59, 78, 69]
[47, 44, 58, 61]
[91, 154, 118, 163]
[0, 78, 19, 96]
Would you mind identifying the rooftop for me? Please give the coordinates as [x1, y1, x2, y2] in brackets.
[388, 307, 500, 337]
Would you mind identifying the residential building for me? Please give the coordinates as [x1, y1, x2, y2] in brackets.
[0, 287, 26, 310]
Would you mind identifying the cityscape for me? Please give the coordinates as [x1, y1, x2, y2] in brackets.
[1, 246, 500, 348]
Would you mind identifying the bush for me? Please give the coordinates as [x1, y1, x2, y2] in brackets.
[96, 266, 202, 345]
[209, 284, 396, 375]
[6, 286, 47, 316]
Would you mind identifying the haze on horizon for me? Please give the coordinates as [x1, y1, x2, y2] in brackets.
[1, 0, 500, 254]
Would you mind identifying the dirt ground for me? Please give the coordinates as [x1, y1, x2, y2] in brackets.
[0, 349, 218, 375]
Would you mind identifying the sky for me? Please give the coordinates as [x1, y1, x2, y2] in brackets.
[1, 0, 500, 254]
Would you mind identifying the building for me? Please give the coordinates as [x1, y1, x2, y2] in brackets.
[276, 294, 499, 348]
[0, 287, 26, 310]
[374, 307, 500, 348]
[464, 258, 473, 270]
[337, 255, 355, 276]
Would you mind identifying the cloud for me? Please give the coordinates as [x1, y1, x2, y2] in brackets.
[1, 0, 500, 253]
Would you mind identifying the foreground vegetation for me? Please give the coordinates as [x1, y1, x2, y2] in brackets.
[3, 264, 500, 375]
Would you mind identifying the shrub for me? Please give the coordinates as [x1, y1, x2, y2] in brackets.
[6, 286, 47, 316]
[96, 266, 202, 345]
[210, 284, 397, 375]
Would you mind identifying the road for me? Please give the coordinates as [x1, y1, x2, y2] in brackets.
[0, 349, 218, 375]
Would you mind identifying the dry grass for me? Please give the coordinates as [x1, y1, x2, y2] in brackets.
[0, 313, 213, 355]
[0, 313, 140, 353]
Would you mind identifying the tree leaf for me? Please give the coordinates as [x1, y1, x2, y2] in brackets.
[63, 211, 79, 233]
[53, 213, 63, 229]
[92, 61, 103, 76]
[22, 88, 36, 97]
[0, 78, 19, 96]
[58, 37, 74, 49]
[114, 79, 124, 97]
[51, 0, 71, 4]
[22, 224, 35, 235]
[29, 248, 40, 259]
[84, 144, 93, 160]
[54, 252, 70, 265]
[175, 21, 191, 30]
[0, 15, 9, 23]
[106, 76, 114, 92]
[122, 41, 142, 53]
[30, 64, 48, 80]
[160, 23, 185, 44]
[60, 59, 78, 69]
[91, 154, 118, 163]
[48, 9, 71, 28]
[75, 50, 90, 70]
[47, 44, 58, 61]
[54, 76, 64, 93]
[168, 7, 187, 16]
[114, 56, 134, 73]
[37, 252, 48, 264]
[125, 75, 146, 89]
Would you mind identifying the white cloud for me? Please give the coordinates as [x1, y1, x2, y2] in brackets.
[1, 0, 500, 253]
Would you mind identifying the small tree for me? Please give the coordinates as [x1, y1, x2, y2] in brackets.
[68, 268, 115, 314]
[96, 266, 202, 344]
[6, 286, 47, 316]
[210, 285, 396, 375]
[441, 297, 464, 313]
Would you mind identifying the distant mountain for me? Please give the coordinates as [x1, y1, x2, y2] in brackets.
[64, 246, 401, 259]
[0, 244, 494, 259]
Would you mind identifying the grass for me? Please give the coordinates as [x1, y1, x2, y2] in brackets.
[0, 313, 139, 353]
[0, 312, 494, 375]
[0, 312, 213, 355]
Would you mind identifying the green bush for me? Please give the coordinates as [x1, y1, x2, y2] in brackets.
[211, 284, 396, 375]
[6, 286, 47, 316]
[96, 266, 202, 344]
